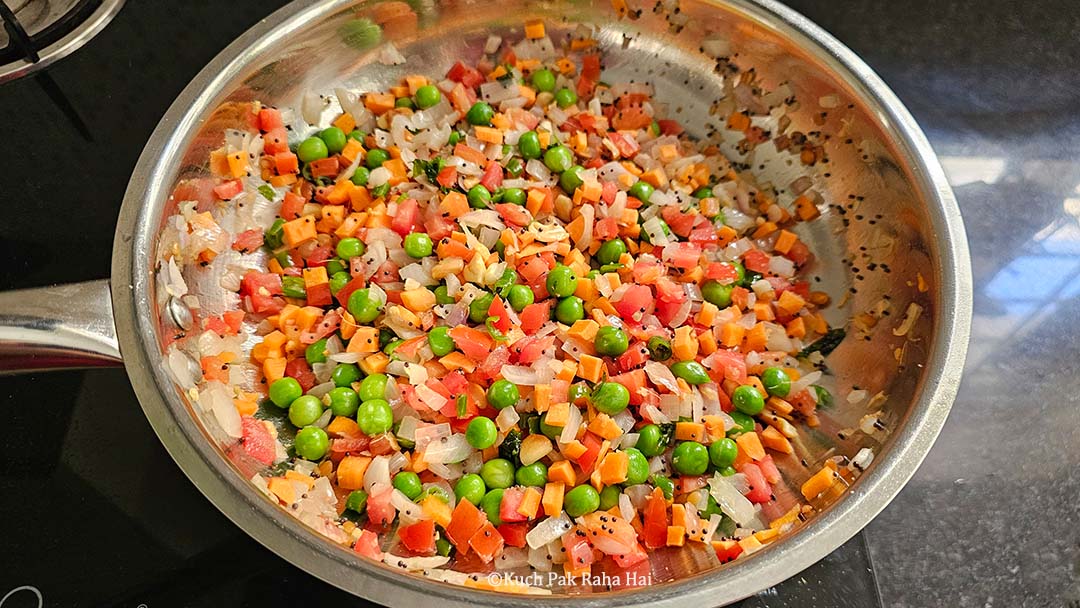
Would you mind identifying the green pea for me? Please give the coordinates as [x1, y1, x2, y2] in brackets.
[545, 264, 578, 298]
[395, 97, 414, 109]
[466, 101, 495, 126]
[640, 218, 670, 245]
[555, 296, 585, 324]
[486, 379, 520, 410]
[540, 412, 565, 440]
[652, 474, 675, 499]
[515, 462, 548, 487]
[481, 489, 504, 525]
[623, 448, 650, 485]
[505, 157, 524, 178]
[427, 326, 455, 357]
[294, 426, 329, 460]
[701, 280, 734, 308]
[670, 360, 710, 385]
[331, 363, 362, 388]
[518, 130, 542, 159]
[558, 164, 585, 194]
[531, 68, 556, 92]
[502, 187, 527, 206]
[393, 471, 423, 500]
[336, 237, 366, 260]
[350, 166, 370, 186]
[635, 424, 664, 457]
[628, 179, 654, 203]
[403, 232, 433, 258]
[356, 399, 393, 435]
[327, 387, 360, 417]
[466, 416, 498, 449]
[454, 474, 486, 505]
[672, 441, 709, 475]
[347, 288, 383, 323]
[543, 145, 574, 173]
[591, 381, 630, 415]
[329, 271, 351, 294]
[567, 383, 589, 405]
[599, 485, 621, 510]
[728, 411, 756, 436]
[433, 284, 455, 305]
[347, 129, 366, 142]
[480, 458, 515, 490]
[447, 131, 463, 146]
[709, 438, 739, 468]
[730, 261, 747, 284]
[345, 489, 368, 513]
[297, 137, 329, 163]
[761, 367, 791, 397]
[507, 285, 535, 312]
[467, 184, 491, 209]
[594, 239, 626, 267]
[564, 484, 600, 517]
[470, 292, 495, 323]
[649, 120, 661, 136]
[719, 465, 737, 477]
[594, 326, 629, 357]
[269, 377, 302, 408]
[365, 148, 390, 169]
[319, 127, 347, 154]
[554, 87, 578, 109]
[693, 186, 713, 199]
[325, 258, 347, 275]
[281, 276, 306, 298]
[415, 84, 441, 109]
[357, 373, 388, 402]
[647, 336, 672, 361]
[305, 338, 329, 365]
[732, 385, 765, 415]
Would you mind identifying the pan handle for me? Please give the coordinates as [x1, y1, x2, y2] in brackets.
[0, 279, 122, 375]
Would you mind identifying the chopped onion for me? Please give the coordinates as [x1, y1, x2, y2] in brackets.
[364, 457, 391, 491]
[559, 405, 582, 444]
[414, 423, 451, 451]
[423, 433, 473, 463]
[708, 473, 757, 526]
[495, 407, 520, 432]
[789, 370, 822, 395]
[384, 554, 450, 571]
[645, 361, 680, 393]
[526, 512, 572, 548]
[501, 365, 540, 386]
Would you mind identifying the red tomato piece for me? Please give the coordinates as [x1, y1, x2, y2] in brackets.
[468, 521, 505, 563]
[498, 487, 529, 523]
[258, 107, 284, 131]
[614, 285, 653, 321]
[705, 262, 740, 283]
[611, 544, 649, 568]
[487, 296, 511, 333]
[642, 489, 668, 549]
[519, 301, 552, 334]
[713, 539, 743, 564]
[353, 530, 383, 560]
[496, 523, 529, 548]
[608, 132, 640, 157]
[334, 275, 366, 307]
[479, 160, 504, 191]
[398, 519, 436, 555]
[494, 203, 531, 227]
[280, 191, 306, 221]
[263, 127, 289, 155]
[758, 454, 782, 485]
[232, 229, 264, 254]
[240, 271, 283, 314]
[594, 216, 619, 240]
[742, 249, 771, 273]
[660, 206, 698, 237]
[391, 198, 421, 236]
[475, 346, 511, 382]
[707, 349, 748, 384]
[511, 335, 555, 365]
[600, 180, 618, 205]
[663, 242, 703, 270]
[213, 179, 244, 200]
[657, 119, 684, 135]
[285, 358, 316, 392]
[436, 164, 458, 188]
[575, 432, 604, 474]
[562, 531, 595, 569]
[305, 245, 334, 267]
[240, 417, 275, 466]
[616, 340, 649, 371]
[366, 487, 397, 526]
[739, 463, 773, 504]
[785, 240, 812, 266]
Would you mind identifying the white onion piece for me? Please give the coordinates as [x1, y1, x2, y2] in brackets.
[414, 423, 452, 451]
[364, 457, 392, 492]
[496, 407, 520, 432]
[501, 365, 540, 386]
[789, 370, 822, 395]
[708, 473, 757, 526]
[526, 512, 573, 549]
[645, 361, 680, 393]
[423, 433, 473, 463]
[559, 405, 582, 444]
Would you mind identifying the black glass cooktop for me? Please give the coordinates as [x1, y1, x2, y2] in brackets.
[16, 0, 1070, 606]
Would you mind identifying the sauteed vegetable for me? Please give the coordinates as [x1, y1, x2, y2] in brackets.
[165, 19, 854, 591]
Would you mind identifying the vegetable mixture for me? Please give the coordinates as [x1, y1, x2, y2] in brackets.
[167, 20, 853, 591]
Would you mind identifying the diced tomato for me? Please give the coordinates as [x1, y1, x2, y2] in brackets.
[223, 310, 245, 333]
[575, 432, 604, 474]
[479, 160, 504, 191]
[788, 388, 818, 416]
[475, 346, 511, 381]
[758, 454, 782, 485]
[614, 285, 653, 321]
[494, 203, 531, 227]
[171, 178, 217, 213]
[631, 260, 664, 284]
[280, 191, 306, 220]
[600, 180, 618, 205]
[713, 539, 743, 563]
[731, 286, 750, 310]
[367, 487, 397, 526]
[608, 131, 640, 157]
[329, 437, 369, 462]
[398, 519, 436, 555]
[263, 127, 289, 155]
[705, 262, 740, 283]
[200, 355, 229, 383]
[610, 369, 646, 405]
[203, 315, 232, 336]
[497, 523, 529, 548]
[742, 249, 771, 273]
[611, 544, 649, 568]
[213, 179, 244, 200]
[616, 340, 649, 371]
[677, 475, 709, 495]
[642, 489, 668, 549]
[576, 53, 601, 97]
[506, 107, 539, 130]
[305, 245, 334, 268]
[487, 296, 510, 333]
[334, 275, 366, 307]
[232, 229, 264, 254]
[706, 349, 748, 384]
[517, 256, 550, 284]
[441, 370, 468, 396]
[258, 107, 284, 131]
[654, 298, 686, 328]
[511, 335, 555, 365]
[285, 358, 316, 392]
[657, 119, 684, 135]
[370, 260, 400, 284]
[240, 271, 283, 314]
[562, 530, 595, 569]
[309, 157, 340, 178]
[436, 164, 458, 188]
[468, 522, 504, 563]
[612, 105, 652, 130]
[448, 326, 495, 362]
[786, 240, 812, 266]
[519, 301, 552, 334]
[353, 529, 383, 560]
[689, 224, 718, 245]
[739, 462, 773, 504]
[423, 210, 457, 242]
[391, 198, 421, 236]
[579, 512, 639, 556]
[240, 417, 275, 465]
[272, 151, 298, 175]
[307, 283, 332, 308]
[663, 242, 703, 270]
[655, 277, 685, 303]
[446, 60, 484, 89]
[661, 206, 699, 237]
[594, 216, 619, 240]
[498, 487, 529, 523]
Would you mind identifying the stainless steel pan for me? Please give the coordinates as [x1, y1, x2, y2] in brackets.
[0, 0, 971, 605]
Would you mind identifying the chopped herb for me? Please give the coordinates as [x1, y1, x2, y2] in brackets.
[371, 182, 391, 198]
[647, 336, 672, 361]
[257, 184, 276, 200]
[412, 156, 446, 182]
[799, 327, 846, 358]
[657, 422, 675, 450]
[499, 429, 522, 465]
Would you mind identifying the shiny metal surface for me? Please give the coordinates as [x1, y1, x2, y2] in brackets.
[105, 0, 970, 605]
[0, 0, 126, 83]
[0, 279, 121, 374]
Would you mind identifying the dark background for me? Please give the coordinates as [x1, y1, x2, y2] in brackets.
[1, 1, 1078, 606]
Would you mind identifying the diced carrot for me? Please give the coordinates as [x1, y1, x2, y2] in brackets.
[696, 302, 719, 327]
[445, 499, 486, 553]
[672, 325, 699, 360]
[587, 413, 623, 440]
[773, 229, 798, 254]
[360, 352, 390, 375]
[440, 352, 477, 373]
[721, 322, 745, 348]
[474, 126, 504, 144]
[327, 416, 362, 438]
[597, 451, 628, 485]
[333, 112, 356, 134]
[726, 111, 750, 131]
[468, 521, 505, 563]
[336, 455, 372, 490]
[801, 466, 840, 500]
[532, 383, 552, 413]
[438, 191, 470, 219]
[227, 151, 248, 178]
[736, 431, 766, 461]
[548, 460, 577, 486]
[341, 139, 364, 164]
[524, 18, 546, 39]
[674, 421, 706, 442]
[262, 357, 287, 383]
[422, 494, 454, 527]
[793, 195, 820, 221]
[364, 92, 396, 115]
[761, 425, 794, 454]
[382, 158, 408, 185]
[786, 317, 806, 338]
[282, 216, 317, 247]
[776, 290, 806, 316]
[577, 354, 603, 383]
[517, 487, 542, 519]
[347, 326, 380, 353]
[744, 322, 769, 352]
[542, 482, 565, 516]
[698, 329, 718, 355]
[752, 221, 778, 239]
[666, 525, 686, 547]
[566, 319, 599, 343]
[267, 477, 297, 505]
[453, 142, 488, 165]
